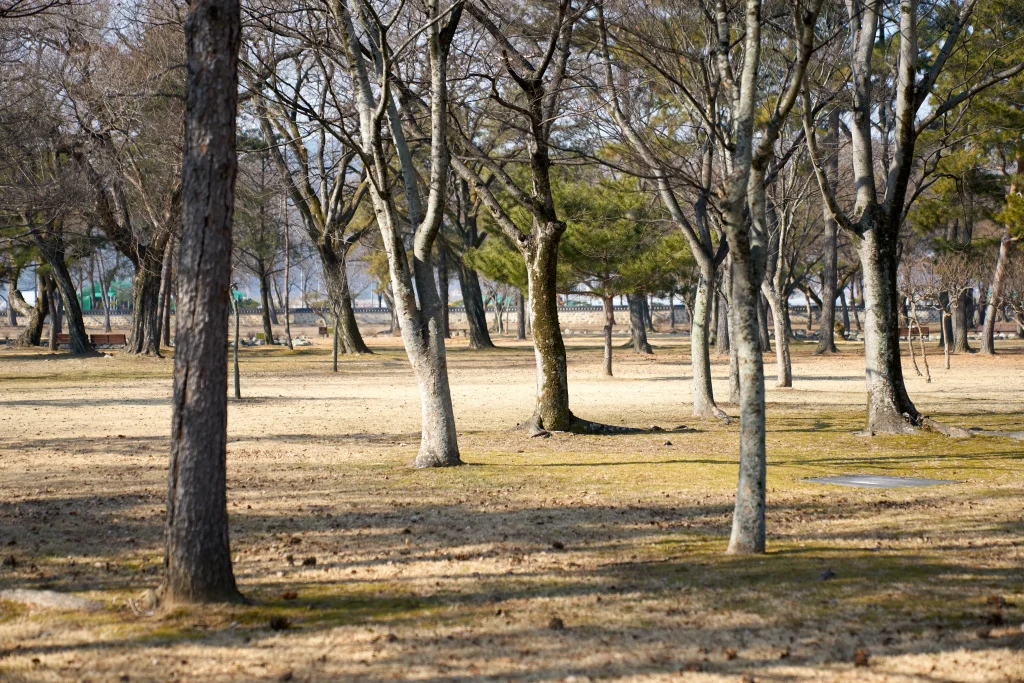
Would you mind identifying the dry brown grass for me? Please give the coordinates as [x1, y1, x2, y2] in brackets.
[0, 333, 1022, 682]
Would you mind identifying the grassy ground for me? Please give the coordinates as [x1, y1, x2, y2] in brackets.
[0, 333, 1022, 682]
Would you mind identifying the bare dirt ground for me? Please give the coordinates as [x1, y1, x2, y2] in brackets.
[0, 332, 1022, 682]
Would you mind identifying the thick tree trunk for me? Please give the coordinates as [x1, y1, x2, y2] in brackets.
[602, 294, 614, 376]
[319, 245, 371, 354]
[691, 272, 727, 418]
[981, 228, 1012, 354]
[45, 257, 90, 355]
[627, 292, 653, 354]
[127, 265, 163, 355]
[165, 0, 242, 604]
[455, 260, 494, 349]
[858, 226, 919, 434]
[48, 280, 60, 349]
[526, 233, 573, 432]
[937, 291, 953, 348]
[725, 181, 767, 556]
[10, 271, 47, 346]
[951, 290, 972, 353]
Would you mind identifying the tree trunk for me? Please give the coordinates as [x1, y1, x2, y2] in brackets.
[724, 177, 767, 556]
[517, 290, 526, 340]
[602, 294, 614, 376]
[525, 232, 573, 432]
[165, 0, 242, 604]
[258, 265, 274, 344]
[757, 293, 771, 352]
[6, 276, 17, 327]
[981, 228, 1012, 354]
[127, 265, 163, 355]
[283, 213, 293, 350]
[691, 271, 727, 418]
[332, 311, 339, 372]
[627, 292, 653, 354]
[938, 291, 953, 348]
[858, 226, 919, 434]
[952, 290, 972, 353]
[232, 296, 240, 399]
[762, 282, 792, 387]
[156, 237, 174, 353]
[319, 245, 370, 354]
[162, 267, 173, 346]
[715, 291, 730, 354]
[455, 260, 495, 349]
[438, 246, 450, 338]
[839, 285, 850, 336]
[644, 293, 655, 332]
[45, 256, 90, 355]
[10, 270, 47, 346]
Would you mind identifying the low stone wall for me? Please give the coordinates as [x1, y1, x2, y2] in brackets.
[41, 305, 695, 335]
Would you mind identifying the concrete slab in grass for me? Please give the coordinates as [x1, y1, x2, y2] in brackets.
[805, 474, 956, 489]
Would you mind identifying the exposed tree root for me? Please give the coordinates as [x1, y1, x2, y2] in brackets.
[518, 410, 647, 437]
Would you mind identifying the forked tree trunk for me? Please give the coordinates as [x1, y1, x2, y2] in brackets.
[10, 271, 47, 347]
[602, 294, 614, 376]
[858, 226, 919, 434]
[164, 0, 243, 605]
[981, 228, 1012, 355]
[455, 260, 494, 349]
[123, 250, 164, 356]
[44, 255, 90, 355]
[627, 292, 653, 354]
[319, 245, 371, 354]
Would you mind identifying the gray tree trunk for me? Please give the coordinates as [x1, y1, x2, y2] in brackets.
[691, 272, 728, 418]
[455, 260, 494, 349]
[981, 228, 1012, 354]
[517, 290, 526, 340]
[165, 0, 243, 605]
[628, 292, 653, 354]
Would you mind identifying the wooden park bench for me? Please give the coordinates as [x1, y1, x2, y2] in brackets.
[90, 333, 127, 348]
[898, 327, 930, 340]
[54, 334, 71, 348]
[318, 326, 330, 337]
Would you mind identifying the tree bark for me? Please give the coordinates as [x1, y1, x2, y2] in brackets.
[516, 290, 526, 340]
[951, 289, 972, 353]
[258, 265, 274, 344]
[232, 295, 240, 399]
[438, 246, 450, 338]
[164, 0, 243, 605]
[858, 226, 919, 434]
[627, 292, 653, 354]
[10, 270, 47, 347]
[815, 110, 840, 354]
[602, 294, 614, 376]
[6, 275, 17, 327]
[757, 293, 771, 352]
[455, 259, 494, 349]
[981, 228, 1012, 354]
[762, 282, 792, 387]
[691, 271, 728, 418]
[319, 244, 371, 354]
[525, 231, 573, 431]
[283, 209, 293, 350]
[715, 290, 730, 354]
